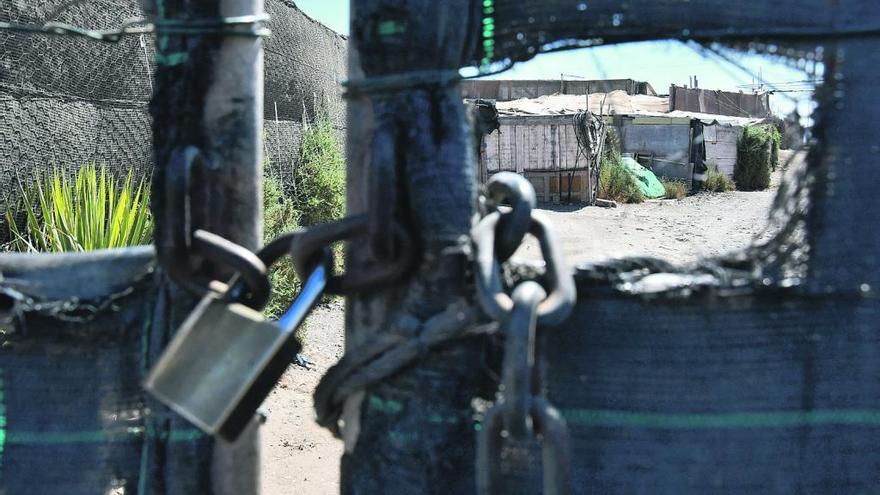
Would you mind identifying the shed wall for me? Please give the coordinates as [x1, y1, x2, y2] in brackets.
[482, 115, 594, 202]
[619, 119, 693, 181]
[483, 116, 586, 174]
[704, 125, 743, 177]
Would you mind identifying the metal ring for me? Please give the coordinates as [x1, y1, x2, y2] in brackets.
[528, 398, 573, 495]
[485, 172, 537, 262]
[192, 230, 271, 310]
[473, 211, 576, 326]
[289, 215, 369, 282]
[288, 215, 415, 295]
[158, 146, 208, 289]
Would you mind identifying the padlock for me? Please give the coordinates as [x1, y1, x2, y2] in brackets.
[144, 264, 327, 442]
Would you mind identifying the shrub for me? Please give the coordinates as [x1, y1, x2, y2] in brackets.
[661, 179, 689, 199]
[291, 111, 345, 226]
[599, 157, 645, 204]
[735, 125, 772, 191]
[598, 128, 644, 204]
[704, 166, 735, 192]
[5, 164, 152, 252]
[770, 125, 781, 171]
[263, 174, 303, 319]
[262, 109, 346, 319]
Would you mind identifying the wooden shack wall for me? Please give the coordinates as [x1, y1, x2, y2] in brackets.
[704, 124, 744, 177]
[482, 115, 593, 202]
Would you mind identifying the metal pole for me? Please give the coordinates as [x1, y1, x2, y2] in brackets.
[141, 0, 264, 492]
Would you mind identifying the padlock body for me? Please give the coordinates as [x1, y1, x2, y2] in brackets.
[144, 294, 302, 441]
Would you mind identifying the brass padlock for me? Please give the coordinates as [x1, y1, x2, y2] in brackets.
[144, 264, 327, 441]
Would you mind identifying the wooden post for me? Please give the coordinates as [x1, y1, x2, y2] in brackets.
[340, 0, 483, 492]
[141, 0, 264, 492]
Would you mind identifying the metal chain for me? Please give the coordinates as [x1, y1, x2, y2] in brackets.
[159, 135, 415, 308]
[473, 172, 576, 495]
[473, 173, 577, 327]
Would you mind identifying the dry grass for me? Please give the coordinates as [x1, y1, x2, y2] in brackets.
[661, 179, 689, 199]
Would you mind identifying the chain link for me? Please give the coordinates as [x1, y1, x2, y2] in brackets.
[473, 210, 576, 327]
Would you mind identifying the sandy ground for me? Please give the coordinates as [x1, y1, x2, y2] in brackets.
[260, 301, 346, 495]
[259, 151, 804, 495]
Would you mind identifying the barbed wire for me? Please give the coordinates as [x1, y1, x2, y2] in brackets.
[0, 18, 153, 42]
[0, 14, 271, 43]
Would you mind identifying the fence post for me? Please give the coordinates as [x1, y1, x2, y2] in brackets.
[141, 0, 264, 492]
[339, 0, 482, 492]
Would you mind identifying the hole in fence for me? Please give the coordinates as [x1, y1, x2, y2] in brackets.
[468, 40, 822, 269]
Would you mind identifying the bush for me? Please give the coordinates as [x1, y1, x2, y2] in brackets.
[599, 159, 645, 204]
[661, 179, 689, 199]
[291, 111, 345, 226]
[262, 109, 346, 319]
[598, 129, 644, 204]
[704, 166, 735, 193]
[735, 126, 772, 191]
[263, 174, 303, 319]
[5, 164, 152, 252]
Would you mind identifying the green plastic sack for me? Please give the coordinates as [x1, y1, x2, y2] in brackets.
[621, 157, 666, 199]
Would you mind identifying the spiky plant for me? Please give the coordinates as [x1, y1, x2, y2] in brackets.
[5, 164, 152, 252]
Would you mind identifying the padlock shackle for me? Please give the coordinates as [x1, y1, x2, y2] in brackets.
[278, 262, 328, 331]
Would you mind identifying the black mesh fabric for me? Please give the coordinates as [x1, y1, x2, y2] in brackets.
[469, 0, 874, 71]
[0, 249, 222, 493]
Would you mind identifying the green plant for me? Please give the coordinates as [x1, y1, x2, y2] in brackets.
[735, 125, 772, 191]
[5, 164, 152, 252]
[598, 129, 644, 204]
[660, 178, 689, 199]
[704, 166, 735, 192]
[262, 174, 303, 319]
[260, 109, 346, 320]
[292, 111, 345, 226]
[599, 159, 645, 204]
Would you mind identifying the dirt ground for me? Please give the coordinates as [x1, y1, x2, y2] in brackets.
[259, 150, 805, 494]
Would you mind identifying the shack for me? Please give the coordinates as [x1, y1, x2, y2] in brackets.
[477, 100, 606, 204]
[617, 111, 766, 182]
[479, 92, 767, 196]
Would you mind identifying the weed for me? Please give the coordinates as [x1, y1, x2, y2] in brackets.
[704, 166, 735, 192]
[262, 174, 303, 320]
[598, 129, 644, 204]
[599, 159, 645, 204]
[661, 179, 689, 199]
[262, 109, 346, 324]
[291, 111, 345, 226]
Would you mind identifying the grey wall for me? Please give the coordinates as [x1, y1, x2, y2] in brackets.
[619, 119, 693, 180]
